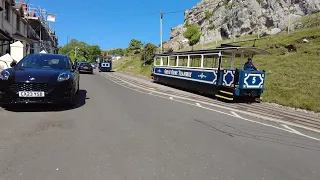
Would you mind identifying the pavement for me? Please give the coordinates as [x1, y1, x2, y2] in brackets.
[0, 71, 320, 180]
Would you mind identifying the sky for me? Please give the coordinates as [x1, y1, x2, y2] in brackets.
[28, 0, 200, 50]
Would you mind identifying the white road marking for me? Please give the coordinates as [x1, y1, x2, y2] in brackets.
[169, 97, 174, 100]
[196, 103, 202, 107]
[100, 73, 320, 140]
[282, 124, 320, 141]
[281, 124, 303, 135]
[111, 73, 320, 134]
[230, 111, 242, 118]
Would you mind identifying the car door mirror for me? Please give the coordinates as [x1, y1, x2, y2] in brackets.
[10, 61, 17, 67]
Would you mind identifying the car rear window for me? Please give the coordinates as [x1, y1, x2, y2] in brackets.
[80, 63, 91, 66]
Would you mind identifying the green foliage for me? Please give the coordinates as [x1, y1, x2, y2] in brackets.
[58, 39, 101, 62]
[298, 12, 320, 28]
[208, 24, 215, 30]
[128, 39, 143, 50]
[205, 11, 213, 21]
[223, 1, 232, 9]
[85, 45, 101, 62]
[103, 48, 126, 56]
[113, 56, 153, 77]
[184, 20, 190, 28]
[183, 24, 202, 47]
[142, 43, 158, 64]
[233, 27, 320, 112]
[256, 0, 263, 5]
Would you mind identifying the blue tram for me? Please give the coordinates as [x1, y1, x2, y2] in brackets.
[151, 45, 270, 102]
[98, 57, 112, 72]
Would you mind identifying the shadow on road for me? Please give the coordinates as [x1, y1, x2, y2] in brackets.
[2, 90, 88, 112]
[80, 72, 95, 75]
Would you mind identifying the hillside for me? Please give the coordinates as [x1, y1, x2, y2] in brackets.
[113, 12, 320, 112]
[164, 0, 320, 51]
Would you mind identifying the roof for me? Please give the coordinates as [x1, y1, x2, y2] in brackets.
[155, 46, 271, 57]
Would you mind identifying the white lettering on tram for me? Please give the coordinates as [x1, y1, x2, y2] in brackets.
[164, 69, 192, 78]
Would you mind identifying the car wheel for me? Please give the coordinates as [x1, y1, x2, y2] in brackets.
[66, 91, 76, 107]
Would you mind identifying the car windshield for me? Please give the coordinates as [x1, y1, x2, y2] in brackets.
[16, 54, 70, 70]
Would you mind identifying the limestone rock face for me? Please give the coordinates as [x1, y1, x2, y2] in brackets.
[165, 0, 320, 50]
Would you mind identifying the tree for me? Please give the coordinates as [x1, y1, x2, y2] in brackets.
[58, 39, 101, 62]
[183, 24, 202, 49]
[142, 43, 157, 65]
[84, 45, 101, 62]
[128, 39, 143, 50]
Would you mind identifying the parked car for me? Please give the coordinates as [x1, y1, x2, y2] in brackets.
[77, 62, 93, 74]
[91, 63, 97, 69]
[0, 53, 80, 106]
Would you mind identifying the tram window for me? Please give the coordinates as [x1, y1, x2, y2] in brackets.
[203, 55, 219, 69]
[178, 56, 187, 67]
[189, 55, 202, 68]
[155, 57, 162, 66]
[234, 57, 243, 69]
[162, 57, 169, 66]
[221, 56, 232, 69]
[169, 56, 177, 66]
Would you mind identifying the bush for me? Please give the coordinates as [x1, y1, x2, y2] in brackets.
[141, 43, 158, 64]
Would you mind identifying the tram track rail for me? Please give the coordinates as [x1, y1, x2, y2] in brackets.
[100, 71, 320, 132]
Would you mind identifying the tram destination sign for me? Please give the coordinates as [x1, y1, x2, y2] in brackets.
[153, 67, 217, 84]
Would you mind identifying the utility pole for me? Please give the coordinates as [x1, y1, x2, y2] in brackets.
[160, 10, 163, 53]
[143, 41, 146, 67]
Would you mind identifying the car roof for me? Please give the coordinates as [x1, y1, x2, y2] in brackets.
[27, 53, 68, 58]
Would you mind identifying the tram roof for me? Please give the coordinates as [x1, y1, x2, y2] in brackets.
[155, 46, 271, 57]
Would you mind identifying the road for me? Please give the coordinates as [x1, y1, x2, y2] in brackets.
[0, 71, 320, 180]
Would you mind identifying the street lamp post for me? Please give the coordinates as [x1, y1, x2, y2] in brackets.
[74, 46, 80, 59]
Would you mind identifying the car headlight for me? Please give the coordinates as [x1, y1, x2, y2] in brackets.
[0, 70, 10, 80]
[57, 73, 70, 82]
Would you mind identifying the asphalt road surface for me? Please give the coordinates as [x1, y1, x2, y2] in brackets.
[0, 72, 320, 180]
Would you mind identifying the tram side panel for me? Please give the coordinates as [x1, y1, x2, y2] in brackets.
[152, 66, 220, 95]
[236, 70, 265, 98]
[216, 69, 265, 99]
[152, 66, 265, 100]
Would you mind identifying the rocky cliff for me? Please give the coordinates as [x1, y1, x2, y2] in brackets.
[164, 0, 320, 50]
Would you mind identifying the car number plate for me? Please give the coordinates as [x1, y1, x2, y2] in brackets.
[84, 67, 88, 69]
[18, 91, 45, 97]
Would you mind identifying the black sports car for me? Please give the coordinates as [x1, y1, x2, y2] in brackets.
[77, 62, 93, 74]
[0, 53, 80, 106]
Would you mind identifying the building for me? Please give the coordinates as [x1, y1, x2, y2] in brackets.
[0, 0, 58, 61]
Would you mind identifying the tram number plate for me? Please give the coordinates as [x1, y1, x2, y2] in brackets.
[18, 91, 45, 97]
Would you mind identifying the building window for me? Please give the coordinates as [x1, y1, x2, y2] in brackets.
[30, 44, 34, 54]
[16, 15, 20, 32]
[5, 2, 10, 21]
